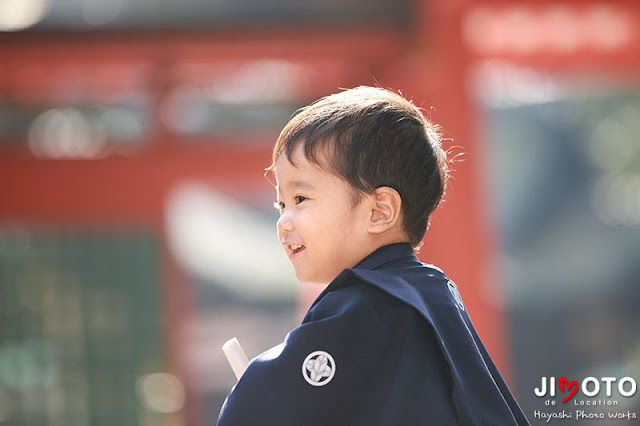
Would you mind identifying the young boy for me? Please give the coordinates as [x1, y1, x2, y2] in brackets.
[217, 86, 529, 425]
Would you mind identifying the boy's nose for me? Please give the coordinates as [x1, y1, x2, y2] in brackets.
[277, 212, 294, 234]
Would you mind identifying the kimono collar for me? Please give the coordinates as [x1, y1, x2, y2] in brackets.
[352, 242, 417, 271]
[306, 242, 418, 314]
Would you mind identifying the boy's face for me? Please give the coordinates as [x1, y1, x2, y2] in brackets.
[275, 147, 373, 285]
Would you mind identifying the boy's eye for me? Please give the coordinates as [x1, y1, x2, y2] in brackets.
[272, 197, 306, 213]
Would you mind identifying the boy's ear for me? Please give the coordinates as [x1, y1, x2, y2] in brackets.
[368, 186, 402, 234]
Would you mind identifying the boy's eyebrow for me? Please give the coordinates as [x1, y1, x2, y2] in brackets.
[283, 180, 317, 190]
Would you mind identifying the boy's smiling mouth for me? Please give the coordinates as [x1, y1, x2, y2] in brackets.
[285, 243, 306, 258]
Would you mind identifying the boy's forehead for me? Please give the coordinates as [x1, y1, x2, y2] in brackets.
[274, 151, 340, 193]
[277, 141, 334, 171]
[275, 167, 319, 193]
[275, 150, 319, 182]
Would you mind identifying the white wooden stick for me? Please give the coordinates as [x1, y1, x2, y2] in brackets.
[222, 337, 249, 380]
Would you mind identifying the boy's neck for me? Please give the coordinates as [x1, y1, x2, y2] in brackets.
[363, 232, 412, 260]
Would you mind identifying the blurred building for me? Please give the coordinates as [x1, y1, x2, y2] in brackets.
[1, 0, 639, 425]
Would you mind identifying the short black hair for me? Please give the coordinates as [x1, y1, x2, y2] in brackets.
[269, 86, 448, 247]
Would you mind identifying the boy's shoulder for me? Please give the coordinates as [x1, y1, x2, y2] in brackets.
[303, 270, 419, 334]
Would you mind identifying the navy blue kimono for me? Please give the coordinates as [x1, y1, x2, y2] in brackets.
[217, 243, 530, 425]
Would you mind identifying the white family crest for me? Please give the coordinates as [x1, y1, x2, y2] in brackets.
[448, 280, 466, 311]
[302, 351, 336, 387]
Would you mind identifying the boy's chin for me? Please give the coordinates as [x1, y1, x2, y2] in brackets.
[295, 270, 331, 286]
